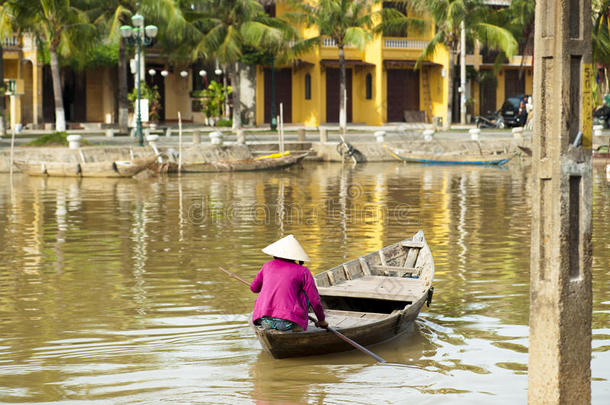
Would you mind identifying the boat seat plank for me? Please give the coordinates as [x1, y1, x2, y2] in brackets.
[369, 265, 419, 275]
[403, 247, 419, 268]
[379, 250, 388, 266]
[359, 258, 372, 275]
[317, 275, 425, 302]
[324, 309, 389, 319]
[324, 310, 389, 329]
[400, 241, 424, 249]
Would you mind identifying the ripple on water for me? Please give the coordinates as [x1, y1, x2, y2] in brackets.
[0, 165, 608, 403]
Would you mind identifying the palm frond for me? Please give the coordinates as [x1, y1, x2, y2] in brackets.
[344, 26, 372, 49]
[474, 22, 518, 58]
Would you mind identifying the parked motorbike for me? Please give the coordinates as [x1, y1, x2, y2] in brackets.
[475, 112, 505, 129]
[593, 104, 610, 128]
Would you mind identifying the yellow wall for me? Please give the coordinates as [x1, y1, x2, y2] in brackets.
[86, 67, 116, 123]
[2, 34, 42, 127]
[255, 1, 449, 126]
[471, 66, 534, 115]
[497, 67, 534, 111]
[164, 72, 193, 121]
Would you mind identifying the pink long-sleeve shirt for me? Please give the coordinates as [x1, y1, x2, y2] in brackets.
[250, 259, 326, 331]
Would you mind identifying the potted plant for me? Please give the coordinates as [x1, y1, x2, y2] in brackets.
[196, 80, 232, 126]
[128, 83, 162, 127]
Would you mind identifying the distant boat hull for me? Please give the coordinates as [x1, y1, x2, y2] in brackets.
[386, 147, 512, 166]
[593, 150, 610, 164]
[250, 230, 434, 359]
[13, 156, 156, 178]
[154, 152, 308, 173]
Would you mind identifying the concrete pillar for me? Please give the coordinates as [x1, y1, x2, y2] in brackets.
[193, 129, 201, 144]
[529, 0, 593, 403]
[67, 135, 82, 149]
[235, 129, 245, 144]
[319, 127, 327, 143]
[423, 129, 435, 142]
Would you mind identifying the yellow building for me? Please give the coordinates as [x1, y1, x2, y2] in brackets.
[2, 33, 42, 129]
[468, 48, 534, 117]
[2, 2, 531, 129]
[255, 1, 450, 127]
[467, 0, 533, 118]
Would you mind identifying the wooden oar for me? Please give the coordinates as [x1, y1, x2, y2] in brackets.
[218, 266, 387, 363]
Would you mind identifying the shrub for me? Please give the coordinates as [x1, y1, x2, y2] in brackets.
[26, 132, 91, 147]
[216, 119, 232, 127]
[128, 83, 162, 122]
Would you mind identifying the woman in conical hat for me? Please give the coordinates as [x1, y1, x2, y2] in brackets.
[250, 235, 327, 332]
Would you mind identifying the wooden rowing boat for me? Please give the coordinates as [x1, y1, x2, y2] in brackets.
[250, 230, 434, 359]
[177, 151, 309, 173]
[386, 145, 512, 166]
[13, 156, 157, 178]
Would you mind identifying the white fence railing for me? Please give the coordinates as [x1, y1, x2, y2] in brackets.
[384, 39, 428, 49]
[2, 35, 20, 48]
[323, 38, 337, 47]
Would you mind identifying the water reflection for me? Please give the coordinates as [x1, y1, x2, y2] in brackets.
[0, 162, 608, 403]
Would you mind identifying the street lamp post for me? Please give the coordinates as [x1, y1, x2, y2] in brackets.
[120, 14, 158, 146]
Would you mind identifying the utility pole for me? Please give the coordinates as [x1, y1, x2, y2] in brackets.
[460, 21, 467, 125]
[529, 0, 593, 403]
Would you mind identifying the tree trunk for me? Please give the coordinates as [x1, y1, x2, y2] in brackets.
[232, 61, 241, 130]
[223, 67, 230, 119]
[339, 44, 346, 135]
[118, 38, 129, 133]
[445, 50, 456, 130]
[0, 43, 6, 136]
[50, 49, 66, 132]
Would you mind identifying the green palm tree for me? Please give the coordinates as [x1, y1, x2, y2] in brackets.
[89, 0, 136, 133]
[593, 0, 610, 97]
[185, 0, 287, 130]
[499, 0, 535, 63]
[407, 0, 518, 127]
[13, 0, 95, 132]
[91, 0, 185, 132]
[287, 0, 378, 134]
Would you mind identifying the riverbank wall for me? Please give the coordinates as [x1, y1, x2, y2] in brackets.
[0, 138, 531, 172]
[310, 138, 530, 162]
[0, 144, 252, 173]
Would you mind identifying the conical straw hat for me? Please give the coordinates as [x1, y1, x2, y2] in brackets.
[262, 234, 311, 262]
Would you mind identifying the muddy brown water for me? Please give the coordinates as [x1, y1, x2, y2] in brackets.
[0, 162, 608, 404]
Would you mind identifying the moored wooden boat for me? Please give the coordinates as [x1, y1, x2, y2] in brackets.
[13, 156, 157, 178]
[152, 151, 309, 173]
[386, 146, 512, 166]
[593, 148, 610, 165]
[250, 230, 434, 359]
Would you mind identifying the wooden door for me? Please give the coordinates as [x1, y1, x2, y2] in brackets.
[480, 78, 497, 114]
[264, 68, 292, 123]
[504, 69, 525, 98]
[326, 68, 352, 123]
[387, 69, 420, 122]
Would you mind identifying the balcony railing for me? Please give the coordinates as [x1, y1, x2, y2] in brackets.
[384, 39, 428, 49]
[322, 37, 429, 49]
[2, 35, 20, 48]
[323, 38, 337, 47]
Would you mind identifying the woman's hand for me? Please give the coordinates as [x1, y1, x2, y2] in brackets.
[315, 320, 329, 328]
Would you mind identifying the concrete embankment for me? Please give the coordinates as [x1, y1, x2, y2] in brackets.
[250, 138, 531, 162]
[313, 139, 529, 162]
[1, 137, 532, 172]
[0, 144, 251, 173]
